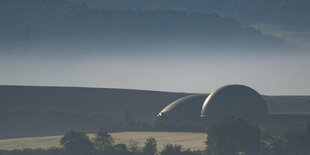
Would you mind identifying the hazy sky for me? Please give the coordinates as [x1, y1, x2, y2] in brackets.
[0, 49, 309, 96]
[1, 0, 310, 96]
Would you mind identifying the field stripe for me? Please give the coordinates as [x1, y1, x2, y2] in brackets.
[0, 132, 206, 151]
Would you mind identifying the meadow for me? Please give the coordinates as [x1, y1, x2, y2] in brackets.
[0, 132, 206, 151]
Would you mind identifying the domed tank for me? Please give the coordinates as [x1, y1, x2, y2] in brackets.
[158, 94, 208, 125]
[201, 85, 269, 126]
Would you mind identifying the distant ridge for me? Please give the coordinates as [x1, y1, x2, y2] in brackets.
[0, 85, 309, 138]
[0, 85, 190, 138]
[0, 85, 187, 94]
[0, 85, 190, 119]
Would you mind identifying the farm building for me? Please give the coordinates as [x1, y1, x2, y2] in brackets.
[157, 94, 208, 125]
[157, 84, 310, 130]
[200, 85, 269, 126]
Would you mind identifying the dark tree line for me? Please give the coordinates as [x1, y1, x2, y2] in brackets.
[0, 130, 202, 155]
[59, 131, 204, 155]
[206, 117, 310, 155]
[2, 117, 310, 155]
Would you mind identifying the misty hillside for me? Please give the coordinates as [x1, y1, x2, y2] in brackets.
[0, 85, 189, 138]
[0, 0, 287, 55]
[265, 96, 310, 114]
[68, 0, 310, 30]
[1, 85, 310, 139]
[0, 86, 189, 120]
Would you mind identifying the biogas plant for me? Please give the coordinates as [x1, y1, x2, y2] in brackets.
[157, 85, 310, 131]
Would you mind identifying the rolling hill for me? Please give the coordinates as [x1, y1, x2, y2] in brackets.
[1, 85, 310, 139]
[0, 85, 189, 138]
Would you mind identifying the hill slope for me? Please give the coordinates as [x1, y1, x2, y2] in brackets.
[0, 85, 189, 138]
[1, 85, 310, 139]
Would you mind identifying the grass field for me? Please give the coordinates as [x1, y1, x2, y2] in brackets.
[0, 132, 206, 151]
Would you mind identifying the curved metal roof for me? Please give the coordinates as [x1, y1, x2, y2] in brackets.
[201, 85, 268, 124]
[158, 94, 208, 125]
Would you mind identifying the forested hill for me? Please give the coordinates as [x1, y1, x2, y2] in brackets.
[67, 0, 310, 30]
[0, 0, 287, 55]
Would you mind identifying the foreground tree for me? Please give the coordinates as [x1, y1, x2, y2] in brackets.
[282, 125, 310, 155]
[206, 117, 262, 155]
[128, 141, 141, 154]
[160, 144, 203, 155]
[112, 144, 130, 155]
[143, 137, 157, 155]
[59, 131, 94, 155]
[160, 144, 182, 155]
[93, 130, 115, 152]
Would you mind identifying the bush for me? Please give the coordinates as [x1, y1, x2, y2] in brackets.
[160, 144, 203, 155]
[112, 144, 130, 155]
[128, 141, 141, 154]
[261, 124, 310, 155]
[0, 147, 65, 155]
[93, 130, 114, 152]
[283, 128, 310, 155]
[206, 117, 262, 155]
[142, 137, 157, 155]
[160, 144, 182, 155]
[59, 131, 94, 155]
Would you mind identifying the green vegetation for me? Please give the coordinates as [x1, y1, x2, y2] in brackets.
[160, 144, 203, 155]
[2, 118, 310, 154]
[204, 117, 310, 155]
[142, 137, 157, 155]
[0, 132, 206, 151]
[93, 131, 115, 152]
[59, 131, 94, 155]
[206, 117, 262, 155]
[262, 124, 310, 155]
[0, 132, 205, 155]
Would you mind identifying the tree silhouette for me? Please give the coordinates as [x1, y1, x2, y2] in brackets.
[93, 130, 115, 152]
[160, 144, 182, 155]
[60, 131, 94, 155]
[143, 137, 157, 155]
[206, 117, 262, 155]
